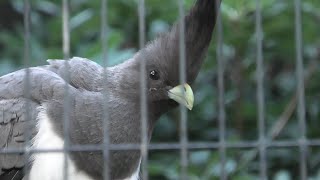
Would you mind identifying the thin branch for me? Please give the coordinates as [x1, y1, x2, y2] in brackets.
[232, 59, 319, 176]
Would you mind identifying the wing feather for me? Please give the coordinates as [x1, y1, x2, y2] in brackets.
[44, 57, 103, 91]
[0, 98, 38, 175]
[0, 67, 70, 178]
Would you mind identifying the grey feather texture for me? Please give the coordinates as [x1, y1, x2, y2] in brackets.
[45, 57, 104, 91]
[0, 0, 221, 179]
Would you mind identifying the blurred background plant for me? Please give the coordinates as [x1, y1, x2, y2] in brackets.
[0, 0, 320, 179]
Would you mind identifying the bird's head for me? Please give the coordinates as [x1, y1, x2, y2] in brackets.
[133, 46, 195, 111]
[114, 0, 220, 116]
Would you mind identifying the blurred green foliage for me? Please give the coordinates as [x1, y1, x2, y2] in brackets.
[0, 0, 320, 179]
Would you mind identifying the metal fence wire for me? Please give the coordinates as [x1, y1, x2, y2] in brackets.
[0, 0, 319, 180]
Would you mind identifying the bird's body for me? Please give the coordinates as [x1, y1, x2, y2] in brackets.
[0, 0, 220, 179]
[0, 60, 144, 179]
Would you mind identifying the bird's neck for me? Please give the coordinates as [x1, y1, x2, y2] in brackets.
[150, 100, 177, 119]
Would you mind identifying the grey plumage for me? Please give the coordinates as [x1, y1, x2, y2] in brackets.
[0, 0, 220, 179]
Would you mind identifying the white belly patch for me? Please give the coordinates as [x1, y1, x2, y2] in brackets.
[28, 107, 141, 180]
[29, 108, 93, 180]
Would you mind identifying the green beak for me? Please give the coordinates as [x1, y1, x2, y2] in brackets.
[168, 83, 194, 110]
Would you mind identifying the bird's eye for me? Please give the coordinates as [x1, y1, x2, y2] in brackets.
[149, 70, 160, 80]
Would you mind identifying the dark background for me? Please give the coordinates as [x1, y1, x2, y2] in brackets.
[0, 0, 320, 179]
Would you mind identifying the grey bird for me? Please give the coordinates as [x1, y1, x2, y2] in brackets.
[0, 0, 220, 179]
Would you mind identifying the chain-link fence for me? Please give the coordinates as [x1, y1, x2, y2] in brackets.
[0, 0, 319, 180]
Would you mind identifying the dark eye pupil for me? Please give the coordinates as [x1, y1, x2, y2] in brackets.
[149, 70, 159, 80]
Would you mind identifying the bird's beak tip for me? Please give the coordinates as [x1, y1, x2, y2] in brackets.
[168, 83, 194, 110]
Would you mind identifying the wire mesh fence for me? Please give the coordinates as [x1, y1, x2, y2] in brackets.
[0, 0, 320, 180]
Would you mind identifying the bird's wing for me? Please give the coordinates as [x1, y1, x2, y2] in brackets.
[0, 68, 69, 178]
[0, 98, 38, 176]
[43, 57, 104, 92]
